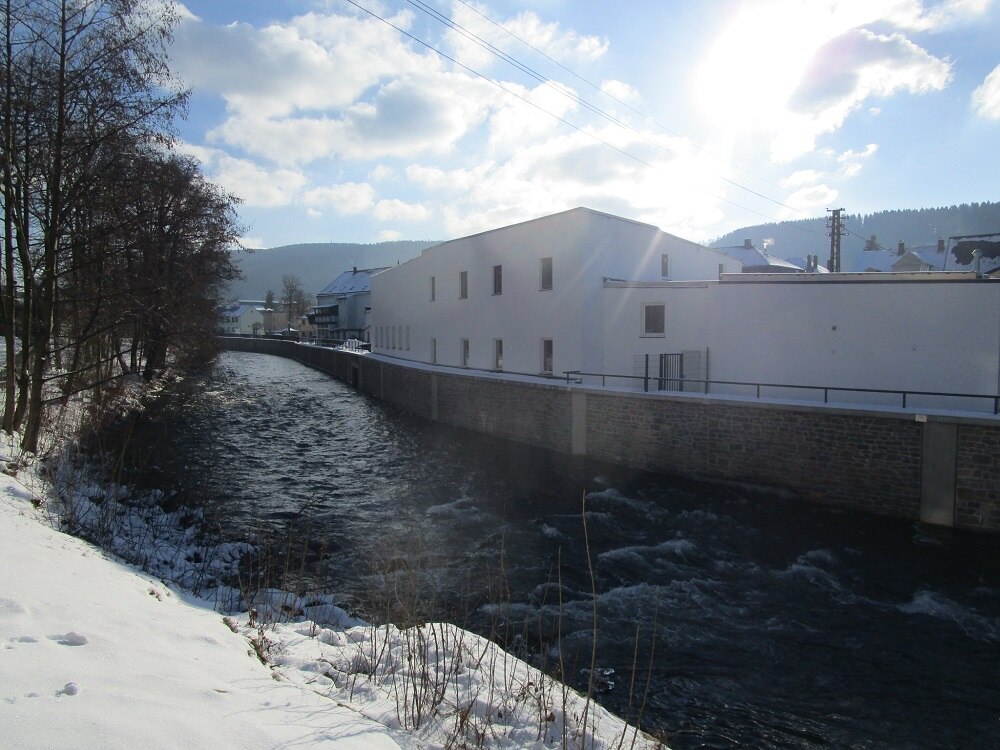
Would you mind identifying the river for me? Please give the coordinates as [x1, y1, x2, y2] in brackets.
[121, 351, 1000, 749]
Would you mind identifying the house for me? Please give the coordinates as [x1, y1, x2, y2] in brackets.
[370, 207, 741, 375]
[218, 301, 265, 335]
[714, 239, 805, 273]
[891, 240, 947, 272]
[312, 267, 387, 342]
[854, 238, 1000, 275]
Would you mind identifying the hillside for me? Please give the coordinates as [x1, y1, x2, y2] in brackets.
[227, 240, 439, 301]
[711, 202, 1000, 272]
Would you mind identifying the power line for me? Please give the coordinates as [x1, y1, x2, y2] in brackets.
[448, 0, 808, 213]
[342, 0, 835, 238]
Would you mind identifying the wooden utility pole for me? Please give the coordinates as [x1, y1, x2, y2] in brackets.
[826, 208, 846, 272]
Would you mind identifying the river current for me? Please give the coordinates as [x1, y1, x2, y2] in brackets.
[123, 351, 1000, 749]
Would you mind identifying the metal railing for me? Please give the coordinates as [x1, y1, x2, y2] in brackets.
[563, 369, 1000, 415]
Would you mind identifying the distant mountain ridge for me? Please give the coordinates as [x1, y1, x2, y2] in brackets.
[227, 240, 440, 301]
[711, 202, 1000, 272]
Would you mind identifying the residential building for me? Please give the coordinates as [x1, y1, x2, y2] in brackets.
[714, 239, 805, 273]
[218, 301, 265, 335]
[312, 267, 388, 342]
[370, 207, 741, 374]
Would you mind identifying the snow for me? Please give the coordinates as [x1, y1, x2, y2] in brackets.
[0, 445, 664, 749]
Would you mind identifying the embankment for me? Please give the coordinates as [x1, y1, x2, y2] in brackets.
[221, 337, 1000, 533]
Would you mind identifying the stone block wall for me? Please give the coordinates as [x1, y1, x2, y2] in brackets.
[586, 392, 924, 520]
[956, 425, 1000, 531]
[218, 338, 1000, 532]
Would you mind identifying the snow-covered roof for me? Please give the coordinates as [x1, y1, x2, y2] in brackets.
[317, 267, 389, 297]
[220, 303, 257, 317]
[853, 251, 898, 273]
[714, 244, 804, 272]
[785, 256, 830, 273]
[894, 248, 947, 272]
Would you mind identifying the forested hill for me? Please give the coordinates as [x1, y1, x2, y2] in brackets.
[710, 202, 1000, 271]
[227, 240, 439, 300]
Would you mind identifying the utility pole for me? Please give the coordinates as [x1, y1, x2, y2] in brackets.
[826, 208, 846, 272]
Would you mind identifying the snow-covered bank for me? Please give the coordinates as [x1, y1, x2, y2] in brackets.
[0, 456, 665, 749]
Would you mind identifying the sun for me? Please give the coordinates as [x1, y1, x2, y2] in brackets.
[693, 2, 842, 130]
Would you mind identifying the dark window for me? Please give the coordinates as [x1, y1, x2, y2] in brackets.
[494, 339, 503, 370]
[493, 264, 502, 295]
[461, 338, 470, 367]
[430, 276, 436, 301]
[541, 339, 553, 373]
[643, 304, 665, 336]
[540, 257, 553, 290]
[459, 271, 468, 299]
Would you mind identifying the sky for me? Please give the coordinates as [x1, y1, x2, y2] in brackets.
[165, 0, 1000, 249]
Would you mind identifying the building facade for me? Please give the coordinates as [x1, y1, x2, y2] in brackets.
[370, 207, 741, 375]
[313, 267, 387, 342]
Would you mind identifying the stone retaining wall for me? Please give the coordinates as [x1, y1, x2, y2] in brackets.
[219, 338, 1000, 533]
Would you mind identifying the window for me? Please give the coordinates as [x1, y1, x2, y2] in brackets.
[430, 276, 436, 301]
[540, 257, 553, 290]
[493, 265, 503, 295]
[390, 325, 396, 349]
[405, 325, 410, 351]
[643, 303, 665, 337]
[459, 270, 468, 299]
[541, 339, 553, 374]
[661, 253, 670, 279]
[431, 338, 437, 364]
[494, 339, 503, 370]
[461, 338, 470, 367]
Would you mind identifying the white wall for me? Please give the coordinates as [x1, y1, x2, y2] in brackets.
[371, 208, 740, 375]
[601, 276, 1000, 403]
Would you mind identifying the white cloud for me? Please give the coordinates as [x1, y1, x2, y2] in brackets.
[837, 143, 879, 176]
[302, 182, 376, 215]
[488, 80, 578, 152]
[373, 199, 431, 222]
[786, 184, 840, 212]
[775, 30, 951, 160]
[378, 229, 404, 241]
[882, 0, 993, 32]
[446, 1, 608, 69]
[176, 143, 307, 206]
[972, 64, 1000, 119]
[601, 79, 639, 102]
[695, 3, 954, 163]
[240, 235, 265, 250]
[171, 7, 438, 119]
[369, 164, 397, 181]
[780, 169, 825, 188]
[206, 72, 497, 164]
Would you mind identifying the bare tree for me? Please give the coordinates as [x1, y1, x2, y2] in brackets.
[0, 1, 246, 451]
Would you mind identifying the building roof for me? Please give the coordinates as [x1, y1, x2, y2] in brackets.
[893, 248, 946, 272]
[785, 256, 830, 273]
[317, 267, 390, 297]
[714, 242, 804, 272]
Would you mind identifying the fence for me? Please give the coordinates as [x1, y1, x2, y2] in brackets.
[565, 361, 1000, 416]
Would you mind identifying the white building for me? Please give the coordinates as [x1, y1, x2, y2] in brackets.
[370, 207, 741, 375]
[218, 301, 265, 335]
[601, 272, 1000, 408]
[313, 267, 388, 341]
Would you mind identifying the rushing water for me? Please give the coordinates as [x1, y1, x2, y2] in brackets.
[124, 351, 1000, 749]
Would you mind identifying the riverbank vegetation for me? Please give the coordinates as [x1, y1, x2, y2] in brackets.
[0, 0, 242, 453]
